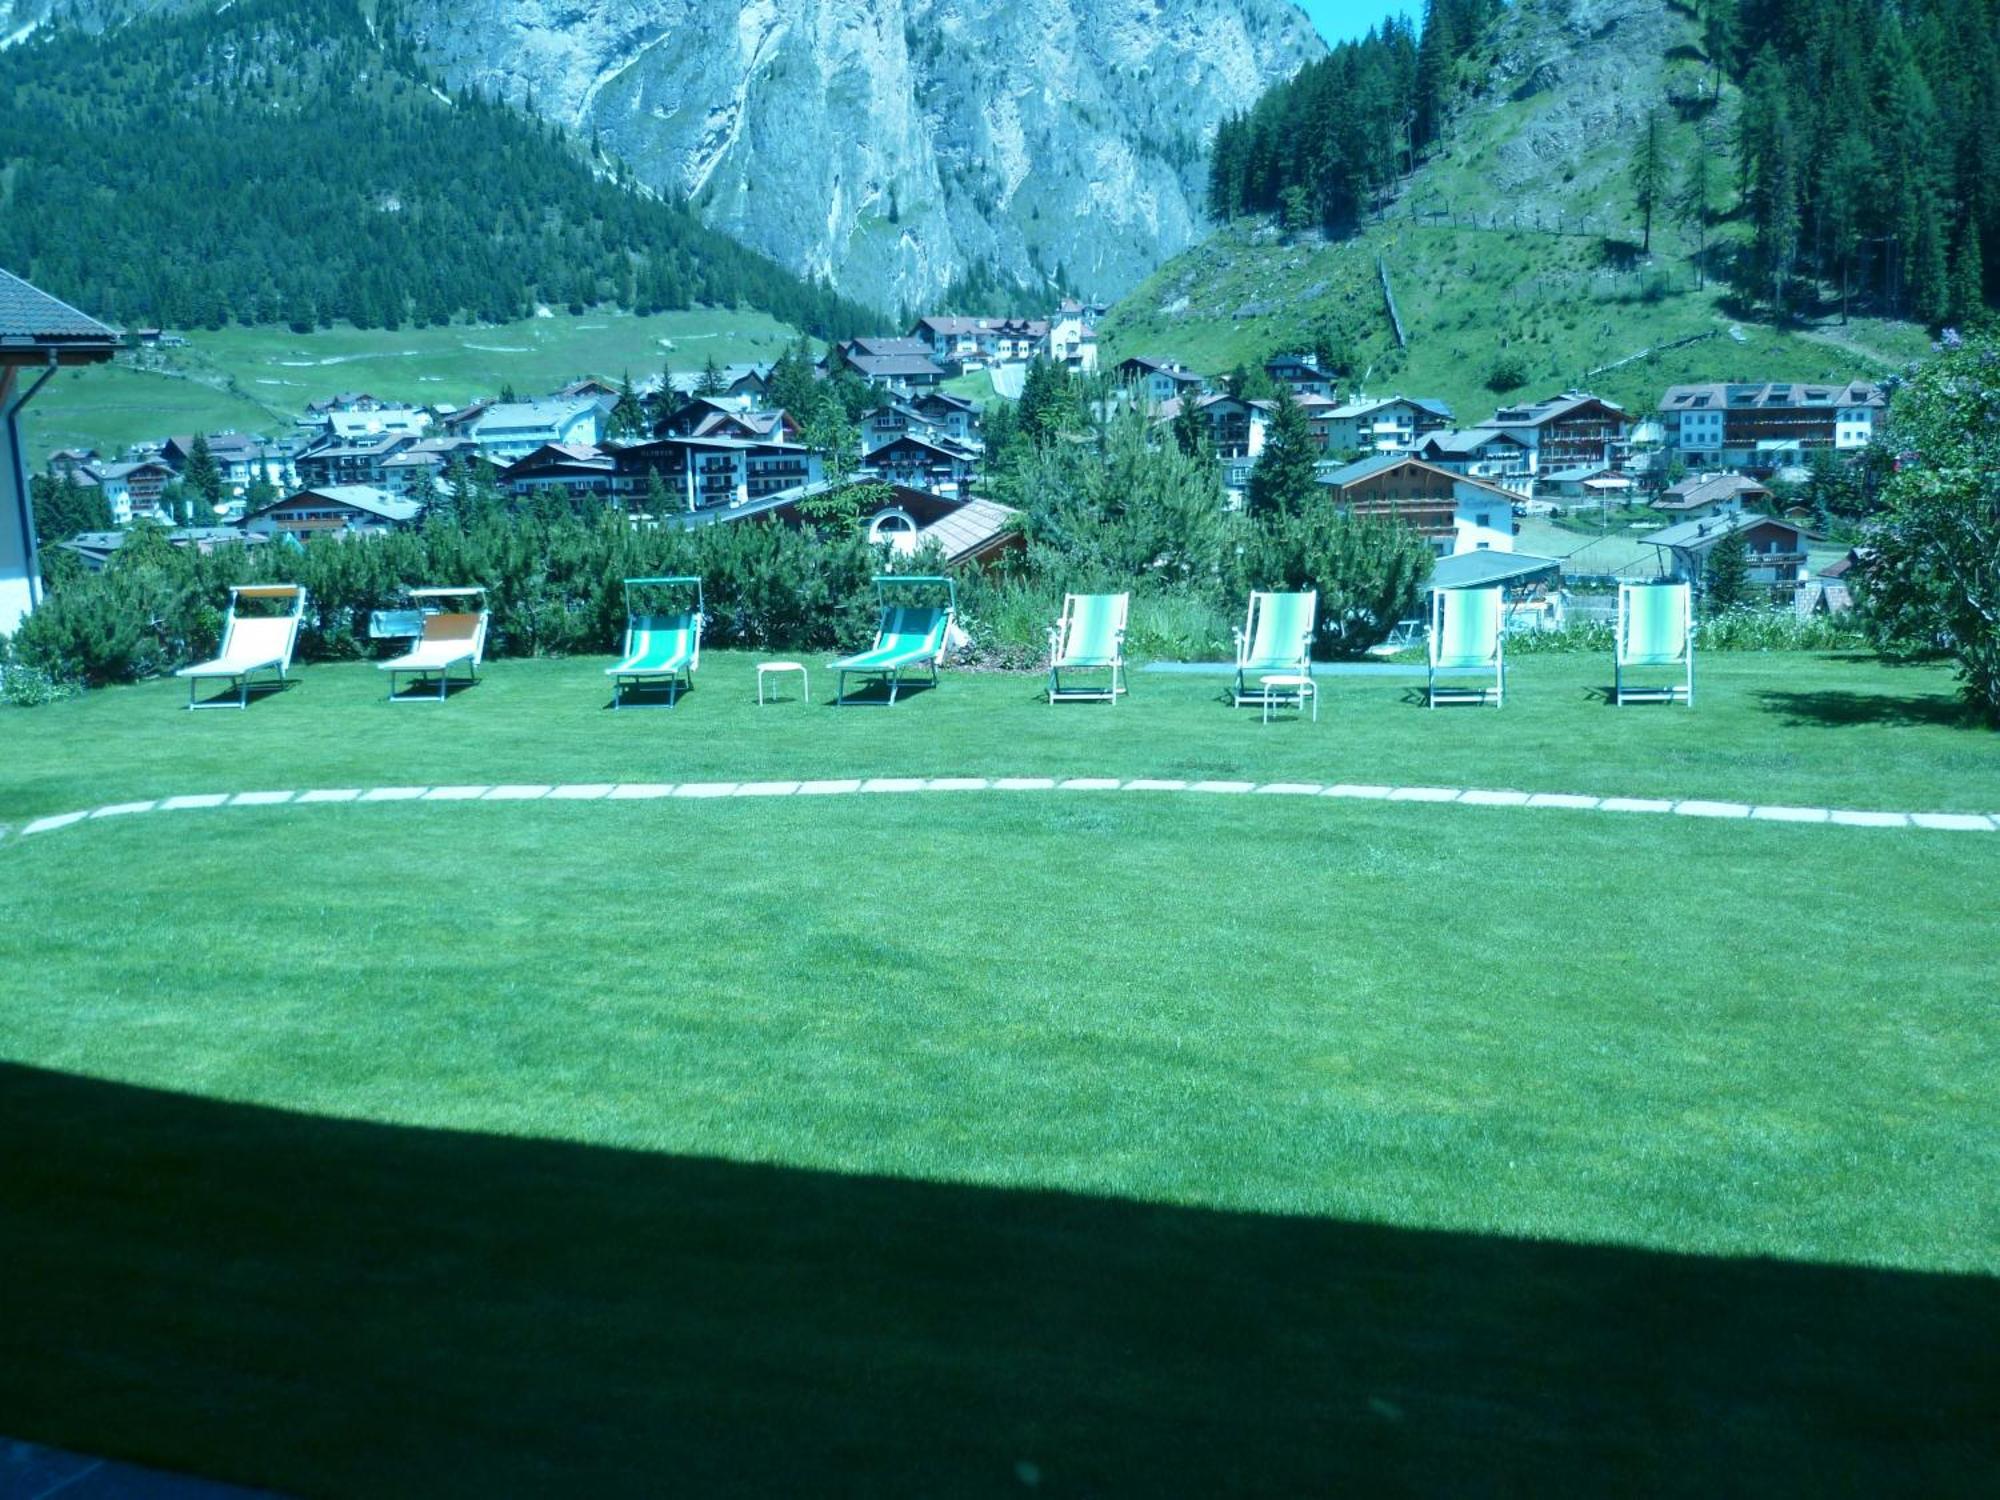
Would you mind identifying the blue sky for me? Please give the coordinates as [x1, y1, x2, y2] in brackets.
[1294, 1, 1417, 44]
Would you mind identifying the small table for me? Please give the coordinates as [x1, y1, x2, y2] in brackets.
[1260, 673, 1317, 724]
[758, 660, 809, 705]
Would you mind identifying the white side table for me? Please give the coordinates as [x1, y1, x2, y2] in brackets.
[758, 660, 809, 705]
[1260, 673, 1317, 724]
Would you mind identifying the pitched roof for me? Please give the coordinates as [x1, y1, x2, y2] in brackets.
[1417, 428, 1526, 455]
[846, 353, 948, 379]
[1431, 550, 1563, 590]
[1482, 392, 1627, 428]
[1656, 472, 1771, 511]
[1328, 395, 1454, 421]
[1642, 511, 1804, 550]
[1321, 452, 1521, 501]
[255, 485, 421, 523]
[1659, 381, 1884, 412]
[0, 267, 120, 353]
[917, 497, 1019, 564]
[470, 398, 599, 431]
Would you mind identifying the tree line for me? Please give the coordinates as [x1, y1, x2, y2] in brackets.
[1205, 1, 1500, 232]
[0, 0, 878, 337]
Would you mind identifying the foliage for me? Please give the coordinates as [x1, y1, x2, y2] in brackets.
[29, 473, 112, 544]
[1702, 532, 1754, 612]
[1855, 336, 2000, 720]
[0, 0, 878, 339]
[0, 656, 76, 708]
[1243, 498, 1433, 658]
[1244, 388, 1318, 519]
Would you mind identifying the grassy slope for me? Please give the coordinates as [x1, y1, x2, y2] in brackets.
[20, 308, 806, 465]
[0, 655, 1995, 1494]
[1102, 2, 1936, 419]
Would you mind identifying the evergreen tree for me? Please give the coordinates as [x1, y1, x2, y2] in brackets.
[644, 465, 674, 517]
[608, 372, 647, 439]
[1675, 127, 1721, 289]
[1631, 107, 1666, 254]
[766, 338, 820, 418]
[1702, 531, 1753, 612]
[182, 434, 223, 517]
[1171, 399, 1211, 459]
[695, 356, 727, 397]
[1245, 388, 1318, 519]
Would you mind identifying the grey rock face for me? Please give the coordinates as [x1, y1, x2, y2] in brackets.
[399, 0, 1321, 311]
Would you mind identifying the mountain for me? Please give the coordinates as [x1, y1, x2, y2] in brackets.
[394, 0, 1322, 314]
[1104, 0, 1970, 420]
[0, 0, 878, 336]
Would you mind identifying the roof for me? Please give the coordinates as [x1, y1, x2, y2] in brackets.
[1417, 428, 1526, 455]
[1327, 395, 1453, 420]
[1481, 392, 1627, 429]
[1321, 452, 1521, 502]
[1659, 380, 1885, 412]
[1656, 472, 1771, 511]
[256, 485, 421, 523]
[846, 353, 948, 379]
[917, 498, 1019, 564]
[1541, 464, 1614, 483]
[470, 399, 599, 432]
[1430, 550, 1563, 590]
[845, 336, 933, 358]
[0, 267, 121, 357]
[869, 433, 972, 463]
[1642, 511, 1804, 550]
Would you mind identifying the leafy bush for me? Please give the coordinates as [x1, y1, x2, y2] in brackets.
[1486, 356, 1529, 394]
[1, 657, 77, 707]
[1505, 611, 1867, 656]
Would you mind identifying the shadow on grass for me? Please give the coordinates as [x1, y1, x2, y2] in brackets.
[1756, 689, 1983, 731]
[827, 677, 937, 707]
[189, 679, 296, 711]
[1, 1063, 1992, 1497]
[386, 677, 480, 704]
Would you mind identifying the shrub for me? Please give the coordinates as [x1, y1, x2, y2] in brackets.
[1486, 356, 1528, 394]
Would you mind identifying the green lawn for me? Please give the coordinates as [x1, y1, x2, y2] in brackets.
[21, 309, 808, 466]
[2, 652, 1996, 1494]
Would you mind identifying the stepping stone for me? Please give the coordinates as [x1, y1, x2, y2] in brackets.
[159, 793, 232, 811]
[1910, 812, 1995, 833]
[23, 811, 88, 835]
[1527, 793, 1600, 810]
[1830, 810, 1909, 828]
[1459, 789, 1532, 807]
[360, 787, 428, 802]
[1190, 780, 1256, 794]
[424, 785, 491, 801]
[1598, 797, 1674, 814]
[1060, 778, 1122, 791]
[1255, 783, 1324, 796]
[671, 783, 738, 798]
[862, 778, 926, 794]
[923, 778, 990, 792]
[91, 801, 157, 818]
[1674, 800, 1752, 819]
[1323, 784, 1393, 799]
[1751, 805, 1831, 823]
[296, 789, 361, 804]
[546, 784, 614, 800]
[733, 781, 803, 797]
[993, 778, 1058, 791]
[795, 779, 863, 795]
[1389, 786, 1461, 803]
[484, 785, 553, 800]
[228, 791, 294, 807]
[1122, 779, 1188, 792]
[607, 784, 675, 799]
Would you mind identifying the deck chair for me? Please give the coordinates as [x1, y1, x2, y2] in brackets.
[1046, 592, 1129, 704]
[176, 585, 307, 710]
[1615, 581, 1694, 706]
[836, 576, 955, 705]
[606, 577, 703, 708]
[1427, 587, 1505, 707]
[379, 588, 488, 702]
[1232, 590, 1317, 707]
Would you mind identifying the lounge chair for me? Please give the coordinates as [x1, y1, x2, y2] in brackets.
[176, 584, 307, 710]
[1615, 581, 1694, 706]
[379, 587, 488, 702]
[1046, 592, 1129, 704]
[606, 576, 703, 708]
[835, 575, 956, 706]
[1232, 590, 1317, 708]
[1426, 586, 1505, 707]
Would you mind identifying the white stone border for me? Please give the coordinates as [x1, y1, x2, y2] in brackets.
[6, 777, 1996, 844]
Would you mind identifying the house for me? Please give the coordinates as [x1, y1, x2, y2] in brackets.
[436, 399, 495, 437]
[1263, 354, 1339, 399]
[378, 437, 481, 500]
[610, 438, 822, 513]
[1410, 428, 1533, 484]
[907, 390, 981, 445]
[1045, 308, 1099, 372]
[1477, 392, 1629, 474]
[499, 444, 617, 504]
[1116, 356, 1206, 406]
[664, 364, 776, 404]
[1192, 394, 1275, 460]
[78, 459, 176, 524]
[1540, 464, 1633, 503]
[1658, 381, 1885, 472]
[467, 398, 604, 462]
[58, 526, 266, 571]
[665, 480, 1022, 568]
[1320, 396, 1453, 455]
[1641, 511, 1810, 592]
[1320, 454, 1519, 555]
[839, 350, 950, 391]
[1653, 471, 1770, 520]
[657, 397, 799, 443]
[243, 484, 423, 535]
[859, 433, 977, 497]
[162, 432, 289, 494]
[324, 406, 432, 442]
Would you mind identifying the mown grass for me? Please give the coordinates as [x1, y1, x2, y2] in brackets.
[21, 308, 806, 466]
[1, 650, 1994, 1494]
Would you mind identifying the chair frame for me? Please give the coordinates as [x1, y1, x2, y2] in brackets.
[382, 587, 489, 703]
[1046, 592, 1130, 705]
[1426, 586, 1506, 708]
[1232, 590, 1318, 708]
[1615, 581, 1695, 707]
[179, 584, 308, 710]
[608, 576, 704, 710]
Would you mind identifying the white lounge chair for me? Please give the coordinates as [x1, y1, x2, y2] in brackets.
[1046, 592, 1129, 704]
[1615, 582, 1694, 706]
[175, 585, 307, 710]
[1233, 590, 1317, 708]
[1426, 587, 1505, 707]
[379, 587, 488, 702]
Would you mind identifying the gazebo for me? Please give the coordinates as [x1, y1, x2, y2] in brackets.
[2, 268, 121, 633]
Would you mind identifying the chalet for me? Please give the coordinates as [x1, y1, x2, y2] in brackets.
[1116, 356, 1206, 406]
[657, 397, 798, 443]
[1263, 354, 1339, 399]
[324, 406, 431, 442]
[499, 444, 616, 504]
[859, 433, 977, 497]
[668, 481, 1021, 569]
[1642, 512, 1810, 592]
[1541, 464, 1634, 503]
[1319, 454, 1518, 555]
[1653, 471, 1770, 520]
[244, 484, 422, 536]
[436, 399, 495, 437]
[610, 438, 822, 514]
[1, 267, 122, 631]
[907, 390, 981, 444]
[77, 458, 176, 525]
[1658, 381, 1884, 472]
[1477, 392, 1629, 474]
[1410, 428, 1533, 483]
[467, 398, 604, 462]
[1192, 394, 1275, 460]
[664, 364, 775, 404]
[295, 434, 416, 490]
[59, 526, 266, 572]
[841, 350, 949, 391]
[554, 378, 620, 401]
[1320, 396, 1453, 455]
[1045, 308, 1098, 372]
[379, 437, 481, 499]
[163, 432, 289, 493]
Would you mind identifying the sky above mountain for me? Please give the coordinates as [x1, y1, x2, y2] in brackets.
[1294, 0, 1415, 43]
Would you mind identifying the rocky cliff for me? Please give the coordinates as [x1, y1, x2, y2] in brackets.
[397, 0, 1321, 312]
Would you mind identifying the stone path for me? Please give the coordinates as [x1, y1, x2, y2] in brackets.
[5, 778, 1996, 845]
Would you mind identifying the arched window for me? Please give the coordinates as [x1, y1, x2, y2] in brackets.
[867, 509, 919, 554]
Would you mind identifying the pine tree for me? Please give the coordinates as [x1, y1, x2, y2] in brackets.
[1675, 128, 1720, 288]
[1631, 107, 1666, 254]
[182, 434, 223, 516]
[1245, 388, 1318, 519]
[1702, 531, 1753, 613]
[608, 372, 647, 439]
[695, 356, 727, 397]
